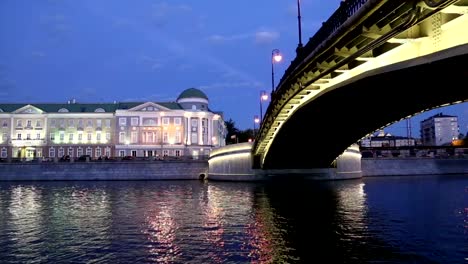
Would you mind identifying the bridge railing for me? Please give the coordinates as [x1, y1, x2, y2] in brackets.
[281, 0, 368, 87]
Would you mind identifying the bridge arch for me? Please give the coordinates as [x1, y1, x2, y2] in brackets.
[262, 45, 468, 169]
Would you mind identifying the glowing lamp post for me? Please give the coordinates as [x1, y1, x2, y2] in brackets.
[259, 90, 268, 122]
[254, 115, 260, 137]
[271, 49, 282, 94]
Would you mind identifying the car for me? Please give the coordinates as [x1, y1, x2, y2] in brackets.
[78, 155, 91, 161]
[122, 156, 134, 160]
[59, 155, 71, 162]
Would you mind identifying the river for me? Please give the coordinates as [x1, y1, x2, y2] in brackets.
[0, 174, 466, 263]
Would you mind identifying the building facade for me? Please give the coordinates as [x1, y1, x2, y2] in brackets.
[0, 88, 226, 160]
[359, 130, 416, 148]
[420, 113, 459, 146]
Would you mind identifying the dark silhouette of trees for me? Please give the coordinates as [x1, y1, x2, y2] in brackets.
[225, 119, 256, 144]
[225, 118, 239, 144]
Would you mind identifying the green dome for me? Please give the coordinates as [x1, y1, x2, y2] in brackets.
[177, 88, 208, 101]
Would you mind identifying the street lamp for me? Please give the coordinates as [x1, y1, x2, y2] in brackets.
[254, 115, 260, 137]
[297, 0, 303, 49]
[259, 90, 268, 122]
[271, 49, 282, 94]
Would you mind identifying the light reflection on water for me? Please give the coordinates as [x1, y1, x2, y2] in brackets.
[0, 175, 466, 263]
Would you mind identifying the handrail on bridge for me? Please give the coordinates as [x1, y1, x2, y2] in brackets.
[283, 0, 369, 86]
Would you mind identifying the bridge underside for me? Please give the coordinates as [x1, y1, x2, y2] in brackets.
[263, 47, 468, 169]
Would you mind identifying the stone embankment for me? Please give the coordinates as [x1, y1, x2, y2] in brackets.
[0, 157, 465, 181]
[0, 160, 208, 181]
[361, 157, 468, 177]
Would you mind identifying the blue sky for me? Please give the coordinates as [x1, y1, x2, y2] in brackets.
[0, 0, 466, 137]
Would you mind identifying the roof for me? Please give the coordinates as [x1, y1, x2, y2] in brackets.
[0, 102, 184, 113]
[177, 88, 208, 101]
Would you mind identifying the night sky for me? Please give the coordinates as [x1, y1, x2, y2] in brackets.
[1, 0, 466, 136]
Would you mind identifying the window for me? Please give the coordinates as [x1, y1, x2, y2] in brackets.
[175, 131, 181, 143]
[191, 119, 198, 127]
[87, 133, 92, 141]
[131, 132, 138, 143]
[68, 119, 74, 128]
[191, 132, 197, 144]
[35, 120, 41, 127]
[119, 150, 125, 157]
[50, 133, 55, 141]
[78, 133, 83, 141]
[131, 117, 138, 126]
[131, 150, 137, 157]
[26, 134, 31, 140]
[106, 132, 111, 141]
[119, 132, 125, 143]
[96, 119, 102, 128]
[58, 148, 64, 158]
[36, 133, 40, 140]
[95, 147, 101, 157]
[162, 118, 169, 125]
[69, 133, 73, 141]
[17, 133, 21, 140]
[105, 119, 111, 128]
[105, 147, 111, 157]
[49, 148, 55, 158]
[95, 108, 105, 113]
[174, 118, 181, 125]
[119, 118, 126, 126]
[96, 132, 101, 141]
[68, 148, 74, 157]
[2, 133, 7, 142]
[87, 120, 93, 127]
[2, 120, 7, 127]
[51, 120, 56, 127]
[163, 131, 168, 143]
[0, 148, 7, 158]
[86, 147, 92, 156]
[17, 120, 22, 127]
[143, 118, 157, 126]
[175, 150, 181, 157]
[77, 147, 83, 157]
[59, 132, 64, 141]
[59, 119, 65, 128]
[78, 119, 84, 128]
[26, 120, 32, 127]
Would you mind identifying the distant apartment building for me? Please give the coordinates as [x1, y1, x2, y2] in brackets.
[0, 88, 227, 160]
[420, 113, 459, 146]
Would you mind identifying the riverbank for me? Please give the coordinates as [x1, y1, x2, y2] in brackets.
[0, 160, 208, 181]
[361, 157, 467, 177]
[0, 157, 465, 181]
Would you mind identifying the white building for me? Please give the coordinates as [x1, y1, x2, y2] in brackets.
[0, 88, 227, 160]
[420, 113, 459, 146]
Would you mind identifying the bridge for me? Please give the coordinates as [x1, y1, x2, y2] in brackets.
[209, 0, 468, 180]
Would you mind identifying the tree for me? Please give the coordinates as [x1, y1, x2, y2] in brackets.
[237, 129, 255, 143]
[225, 118, 239, 144]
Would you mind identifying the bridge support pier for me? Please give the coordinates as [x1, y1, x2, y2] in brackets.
[208, 143, 362, 181]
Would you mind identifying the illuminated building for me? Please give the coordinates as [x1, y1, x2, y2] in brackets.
[115, 88, 227, 159]
[0, 88, 227, 160]
[420, 113, 459, 146]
